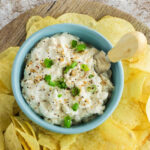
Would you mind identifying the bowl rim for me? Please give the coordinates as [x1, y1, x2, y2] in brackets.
[11, 23, 124, 134]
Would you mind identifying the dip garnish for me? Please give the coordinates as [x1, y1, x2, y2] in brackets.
[44, 58, 54, 68]
[58, 94, 62, 98]
[88, 74, 94, 78]
[44, 75, 51, 82]
[87, 85, 97, 93]
[72, 103, 79, 111]
[76, 44, 86, 52]
[55, 78, 67, 89]
[71, 87, 80, 96]
[81, 64, 89, 72]
[64, 116, 72, 128]
[44, 75, 67, 89]
[64, 61, 78, 74]
[71, 40, 77, 48]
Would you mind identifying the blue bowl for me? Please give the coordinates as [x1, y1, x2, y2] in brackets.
[11, 23, 124, 134]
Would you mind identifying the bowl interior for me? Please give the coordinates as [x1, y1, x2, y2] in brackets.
[12, 23, 124, 134]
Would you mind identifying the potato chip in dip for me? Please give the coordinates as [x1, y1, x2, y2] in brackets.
[21, 33, 113, 128]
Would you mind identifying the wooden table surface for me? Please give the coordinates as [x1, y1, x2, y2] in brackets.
[0, 0, 150, 29]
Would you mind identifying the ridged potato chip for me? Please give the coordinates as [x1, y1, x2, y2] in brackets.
[0, 94, 15, 131]
[0, 128, 4, 150]
[134, 128, 150, 147]
[70, 118, 137, 150]
[57, 13, 97, 28]
[111, 98, 146, 129]
[94, 16, 135, 45]
[60, 135, 77, 150]
[146, 97, 150, 122]
[4, 123, 23, 150]
[138, 140, 150, 150]
[0, 47, 19, 94]
[125, 72, 147, 101]
[26, 16, 43, 32]
[16, 128, 40, 150]
[38, 133, 59, 150]
[26, 16, 60, 39]
[130, 45, 150, 73]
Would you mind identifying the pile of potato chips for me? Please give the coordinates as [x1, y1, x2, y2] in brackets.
[1, 13, 150, 150]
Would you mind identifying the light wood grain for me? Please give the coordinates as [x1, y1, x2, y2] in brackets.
[0, 0, 149, 52]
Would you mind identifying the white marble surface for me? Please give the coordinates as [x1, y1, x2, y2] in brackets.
[0, 0, 150, 29]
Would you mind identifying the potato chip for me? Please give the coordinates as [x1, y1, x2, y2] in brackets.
[0, 128, 4, 150]
[57, 13, 96, 28]
[111, 98, 146, 129]
[26, 16, 60, 39]
[97, 118, 137, 149]
[17, 134, 30, 150]
[16, 128, 40, 150]
[134, 128, 150, 147]
[26, 16, 43, 32]
[130, 45, 150, 73]
[60, 135, 77, 150]
[146, 97, 150, 122]
[70, 118, 137, 150]
[0, 47, 19, 93]
[94, 16, 135, 45]
[38, 133, 58, 150]
[12, 117, 34, 136]
[122, 61, 140, 82]
[4, 123, 23, 150]
[138, 140, 150, 150]
[25, 121, 37, 139]
[0, 94, 15, 131]
[125, 72, 147, 101]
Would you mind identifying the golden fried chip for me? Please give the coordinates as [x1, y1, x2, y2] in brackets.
[130, 45, 150, 73]
[26, 16, 43, 32]
[38, 133, 58, 150]
[0, 128, 4, 150]
[139, 140, 150, 150]
[94, 16, 135, 45]
[26, 16, 60, 39]
[71, 118, 137, 150]
[122, 61, 140, 82]
[125, 72, 147, 101]
[0, 47, 19, 93]
[0, 94, 15, 131]
[60, 135, 77, 150]
[17, 134, 30, 150]
[111, 98, 146, 129]
[4, 123, 23, 150]
[98, 118, 137, 149]
[57, 13, 96, 28]
[16, 128, 40, 150]
[146, 97, 150, 122]
[134, 128, 150, 147]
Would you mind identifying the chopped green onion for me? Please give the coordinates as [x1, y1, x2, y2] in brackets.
[44, 58, 54, 68]
[81, 64, 89, 72]
[64, 66, 70, 74]
[88, 74, 94, 78]
[71, 87, 80, 96]
[58, 94, 62, 98]
[56, 78, 67, 89]
[70, 61, 78, 68]
[71, 40, 77, 48]
[76, 44, 86, 52]
[48, 81, 57, 87]
[72, 103, 79, 111]
[44, 75, 51, 82]
[64, 116, 72, 128]
[87, 85, 97, 93]
[64, 61, 78, 74]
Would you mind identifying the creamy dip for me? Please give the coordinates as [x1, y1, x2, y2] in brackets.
[21, 33, 113, 127]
